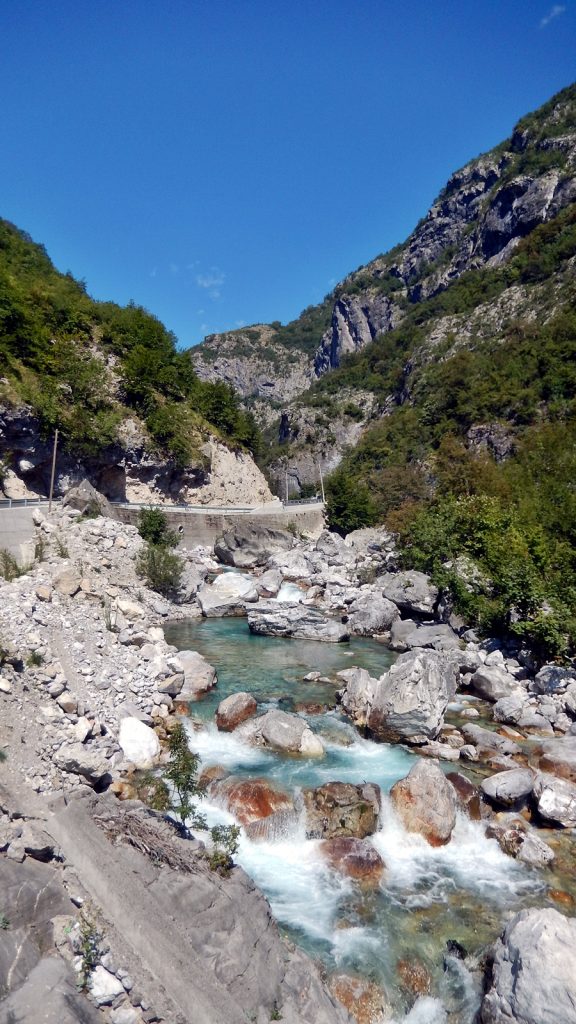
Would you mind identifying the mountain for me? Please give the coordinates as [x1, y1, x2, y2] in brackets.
[190, 83, 576, 657]
[191, 83, 576, 416]
[0, 220, 271, 504]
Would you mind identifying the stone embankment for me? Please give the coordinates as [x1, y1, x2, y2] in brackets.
[1, 504, 576, 1022]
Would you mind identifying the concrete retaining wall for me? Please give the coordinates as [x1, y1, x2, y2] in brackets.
[0, 508, 37, 563]
[114, 504, 326, 547]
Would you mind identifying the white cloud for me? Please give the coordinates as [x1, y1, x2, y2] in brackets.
[149, 267, 157, 278]
[540, 4, 565, 27]
[196, 267, 225, 300]
[169, 262, 180, 275]
[235, 319, 246, 328]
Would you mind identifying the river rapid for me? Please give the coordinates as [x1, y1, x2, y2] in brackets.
[164, 613, 552, 1023]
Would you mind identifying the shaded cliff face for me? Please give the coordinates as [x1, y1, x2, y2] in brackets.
[190, 84, 576, 395]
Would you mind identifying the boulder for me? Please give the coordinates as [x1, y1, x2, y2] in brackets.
[461, 724, 521, 756]
[63, 478, 117, 519]
[172, 650, 217, 700]
[303, 782, 381, 839]
[157, 673, 185, 697]
[215, 692, 257, 732]
[347, 592, 399, 636]
[267, 549, 314, 580]
[247, 601, 349, 643]
[492, 694, 527, 725]
[197, 573, 259, 617]
[209, 777, 294, 825]
[237, 709, 325, 757]
[446, 772, 481, 819]
[530, 664, 576, 695]
[336, 667, 379, 727]
[329, 975, 392, 1024]
[53, 568, 81, 597]
[89, 965, 125, 1006]
[255, 568, 282, 597]
[118, 717, 161, 768]
[389, 618, 461, 652]
[321, 837, 385, 887]
[481, 768, 535, 808]
[469, 666, 525, 702]
[533, 772, 576, 828]
[116, 597, 146, 620]
[531, 736, 576, 783]
[486, 822, 555, 868]
[314, 530, 351, 564]
[214, 524, 293, 569]
[390, 760, 457, 846]
[480, 908, 576, 1024]
[379, 570, 438, 617]
[53, 743, 112, 787]
[367, 649, 458, 744]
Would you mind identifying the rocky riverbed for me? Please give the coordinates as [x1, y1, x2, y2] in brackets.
[1, 504, 575, 1023]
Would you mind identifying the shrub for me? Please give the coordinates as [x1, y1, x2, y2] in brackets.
[209, 824, 241, 875]
[152, 722, 206, 831]
[136, 543, 184, 596]
[137, 507, 178, 548]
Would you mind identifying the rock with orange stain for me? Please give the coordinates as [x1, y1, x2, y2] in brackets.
[209, 776, 294, 825]
[548, 888, 575, 909]
[446, 771, 481, 820]
[329, 974, 392, 1024]
[396, 957, 432, 998]
[390, 760, 457, 846]
[215, 691, 257, 732]
[321, 837, 385, 887]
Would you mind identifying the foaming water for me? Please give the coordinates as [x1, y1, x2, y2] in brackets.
[276, 582, 306, 602]
[374, 798, 541, 908]
[393, 997, 448, 1024]
[185, 720, 272, 772]
[169, 617, 552, 1022]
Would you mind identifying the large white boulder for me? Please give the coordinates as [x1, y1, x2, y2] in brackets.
[481, 908, 576, 1024]
[118, 717, 160, 767]
[197, 573, 259, 617]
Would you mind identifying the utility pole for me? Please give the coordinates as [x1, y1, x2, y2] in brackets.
[285, 467, 289, 504]
[318, 462, 325, 504]
[48, 429, 59, 514]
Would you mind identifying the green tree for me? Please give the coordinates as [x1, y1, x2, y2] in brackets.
[136, 543, 184, 596]
[326, 468, 376, 536]
[137, 507, 179, 548]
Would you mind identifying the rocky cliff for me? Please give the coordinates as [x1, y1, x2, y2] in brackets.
[190, 82, 576, 417]
[0, 217, 273, 506]
[0, 402, 273, 506]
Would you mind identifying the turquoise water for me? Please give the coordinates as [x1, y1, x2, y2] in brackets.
[165, 616, 396, 720]
[164, 616, 548, 1022]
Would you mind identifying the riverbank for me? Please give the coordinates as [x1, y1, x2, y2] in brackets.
[0, 505, 575, 1023]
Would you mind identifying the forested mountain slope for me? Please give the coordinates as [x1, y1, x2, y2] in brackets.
[192, 83, 576, 657]
[0, 220, 269, 503]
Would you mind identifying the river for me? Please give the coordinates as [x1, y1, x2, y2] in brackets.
[164, 614, 552, 1022]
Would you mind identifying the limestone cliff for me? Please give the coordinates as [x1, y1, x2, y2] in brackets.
[191, 83, 576, 396]
[0, 403, 273, 506]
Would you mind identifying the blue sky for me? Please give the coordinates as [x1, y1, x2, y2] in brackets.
[1, 1, 574, 348]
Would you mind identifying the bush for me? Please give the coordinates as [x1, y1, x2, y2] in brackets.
[137, 507, 178, 548]
[136, 543, 184, 596]
[150, 720, 206, 831]
[325, 469, 376, 536]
